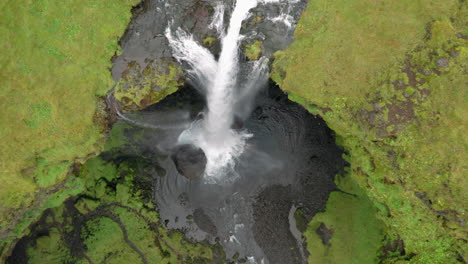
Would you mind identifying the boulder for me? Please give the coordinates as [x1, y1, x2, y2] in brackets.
[172, 144, 207, 180]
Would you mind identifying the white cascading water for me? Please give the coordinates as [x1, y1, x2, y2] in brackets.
[166, 0, 273, 182]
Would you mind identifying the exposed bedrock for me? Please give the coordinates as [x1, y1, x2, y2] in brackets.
[111, 0, 309, 111]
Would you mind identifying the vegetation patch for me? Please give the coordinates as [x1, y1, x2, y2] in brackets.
[272, 0, 467, 262]
[244, 40, 263, 61]
[305, 173, 385, 264]
[9, 155, 214, 264]
[114, 59, 184, 111]
[7, 116, 218, 263]
[0, 0, 139, 260]
[202, 36, 218, 47]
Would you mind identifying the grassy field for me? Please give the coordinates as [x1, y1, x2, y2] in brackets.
[0, 0, 139, 258]
[272, 0, 467, 262]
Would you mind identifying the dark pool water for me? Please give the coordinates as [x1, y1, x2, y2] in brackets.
[112, 82, 345, 264]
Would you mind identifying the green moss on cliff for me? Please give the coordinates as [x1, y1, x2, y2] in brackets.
[13, 121, 214, 263]
[306, 174, 385, 264]
[0, 0, 139, 259]
[20, 156, 213, 264]
[272, 0, 467, 262]
[114, 59, 184, 111]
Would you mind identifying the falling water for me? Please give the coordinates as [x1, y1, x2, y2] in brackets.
[130, 1, 330, 263]
[166, 0, 269, 182]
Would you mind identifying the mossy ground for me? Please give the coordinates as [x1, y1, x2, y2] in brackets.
[244, 40, 263, 61]
[305, 173, 385, 264]
[8, 122, 215, 263]
[272, 0, 467, 262]
[0, 0, 139, 259]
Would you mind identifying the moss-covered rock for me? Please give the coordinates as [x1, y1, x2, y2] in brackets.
[202, 36, 218, 47]
[0, 0, 139, 260]
[244, 40, 263, 61]
[272, 0, 467, 262]
[9, 156, 214, 264]
[202, 36, 221, 56]
[113, 58, 184, 111]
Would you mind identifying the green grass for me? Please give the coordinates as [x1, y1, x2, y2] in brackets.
[26, 228, 73, 264]
[305, 174, 384, 264]
[0, 0, 139, 259]
[272, 0, 467, 262]
[83, 216, 142, 263]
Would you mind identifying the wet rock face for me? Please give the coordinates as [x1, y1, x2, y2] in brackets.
[193, 208, 218, 235]
[112, 0, 219, 81]
[231, 115, 245, 129]
[111, 0, 310, 110]
[111, 0, 219, 111]
[252, 185, 303, 264]
[243, 0, 309, 58]
[171, 144, 207, 180]
[114, 58, 184, 111]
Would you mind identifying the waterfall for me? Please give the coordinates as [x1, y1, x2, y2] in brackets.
[166, 0, 269, 182]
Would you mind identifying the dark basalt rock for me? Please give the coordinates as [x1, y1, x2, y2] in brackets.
[112, 0, 221, 81]
[315, 222, 333, 246]
[171, 144, 207, 180]
[193, 208, 218, 235]
[112, 0, 309, 83]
